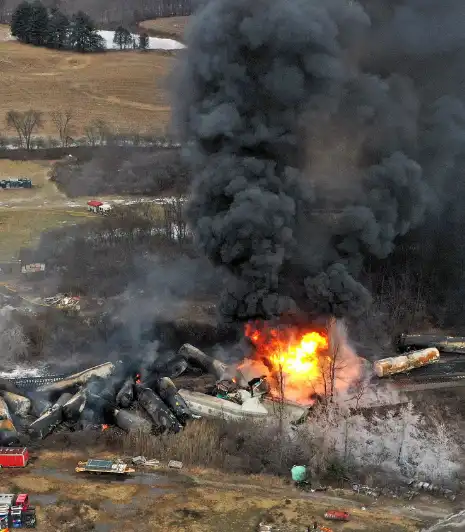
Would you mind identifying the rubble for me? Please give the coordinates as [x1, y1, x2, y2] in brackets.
[28, 393, 73, 439]
[398, 333, 465, 354]
[37, 362, 115, 394]
[0, 391, 31, 418]
[131, 456, 160, 467]
[179, 389, 269, 420]
[0, 339, 347, 442]
[351, 484, 380, 498]
[136, 385, 183, 433]
[43, 294, 81, 312]
[113, 409, 152, 433]
[152, 377, 193, 424]
[408, 480, 457, 501]
[0, 397, 19, 446]
[168, 460, 183, 469]
[178, 344, 233, 381]
[116, 376, 135, 408]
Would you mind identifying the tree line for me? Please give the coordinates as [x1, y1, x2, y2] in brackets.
[1, 0, 191, 28]
[2, 109, 177, 150]
[10, 1, 149, 52]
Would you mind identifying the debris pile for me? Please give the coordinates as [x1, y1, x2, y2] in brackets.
[43, 294, 81, 312]
[0, 341, 324, 443]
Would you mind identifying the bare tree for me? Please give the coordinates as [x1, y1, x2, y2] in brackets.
[162, 197, 188, 245]
[0, 0, 6, 23]
[85, 119, 110, 146]
[6, 110, 44, 150]
[51, 109, 74, 147]
[318, 317, 347, 401]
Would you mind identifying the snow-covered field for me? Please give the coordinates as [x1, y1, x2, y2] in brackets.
[98, 30, 184, 50]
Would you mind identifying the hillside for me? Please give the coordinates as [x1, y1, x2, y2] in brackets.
[139, 16, 190, 41]
[0, 24, 175, 138]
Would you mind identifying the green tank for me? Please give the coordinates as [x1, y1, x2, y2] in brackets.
[291, 465, 307, 482]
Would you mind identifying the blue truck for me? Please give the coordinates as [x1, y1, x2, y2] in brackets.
[0, 179, 32, 189]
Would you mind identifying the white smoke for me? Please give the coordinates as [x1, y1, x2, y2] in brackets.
[300, 401, 461, 484]
[0, 306, 30, 368]
[421, 510, 465, 531]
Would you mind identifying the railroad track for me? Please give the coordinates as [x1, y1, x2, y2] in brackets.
[380, 373, 465, 392]
[3, 375, 68, 390]
[5, 371, 465, 394]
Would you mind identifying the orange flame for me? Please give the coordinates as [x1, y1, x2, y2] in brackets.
[135, 373, 141, 384]
[101, 424, 109, 431]
[241, 322, 329, 403]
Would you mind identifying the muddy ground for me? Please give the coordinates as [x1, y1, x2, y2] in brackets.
[0, 450, 458, 531]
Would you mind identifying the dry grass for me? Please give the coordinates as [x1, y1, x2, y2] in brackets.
[0, 207, 92, 259]
[0, 449, 426, 532]
[0, 25, 175, 138]
[0, 159, 63, 202]
[139, 16, 190, 41]
[0, 24, 10, 41]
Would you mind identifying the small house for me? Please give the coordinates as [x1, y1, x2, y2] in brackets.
[98, 203, 112, 214]
[87, 200, 103, 213]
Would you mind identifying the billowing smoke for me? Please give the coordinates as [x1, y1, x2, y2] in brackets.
[174, 0, 465, 323]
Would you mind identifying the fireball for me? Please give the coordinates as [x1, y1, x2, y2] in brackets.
[242, 322, 329, 403]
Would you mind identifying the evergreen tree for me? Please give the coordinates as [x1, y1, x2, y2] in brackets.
[28, 0, 48, 46]
[113, 25, 132, 50]
[69, 11, 104, 52]
[46, 7, 69, 49]
[138, 32, 149, 51]
[10, 1, 33, 43]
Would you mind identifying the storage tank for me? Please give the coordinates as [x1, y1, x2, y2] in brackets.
[374, 348, 440, 378]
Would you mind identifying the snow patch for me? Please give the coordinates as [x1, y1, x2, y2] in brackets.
[97, 30, 184, 50]
[0, 366, 45, 379]
[4, 29, 184, 50]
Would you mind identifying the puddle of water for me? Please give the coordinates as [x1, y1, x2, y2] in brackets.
[34, 467, 179, 491]
[34, 493, 58, 506]
[94, 523, 113, 532]
[100, 499, 132, 512]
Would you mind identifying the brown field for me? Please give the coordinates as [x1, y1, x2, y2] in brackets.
[139, 16, 190, 41]
[0, 24, 10, 41]
[0, 159, 62, 202]
[0, 24, 175, 138]
[0, 449, 434, 532]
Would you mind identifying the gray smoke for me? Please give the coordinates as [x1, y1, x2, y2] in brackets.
[174, 0, 465, 322]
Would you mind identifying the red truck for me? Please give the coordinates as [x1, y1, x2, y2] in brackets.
[0, 448, 29, 468]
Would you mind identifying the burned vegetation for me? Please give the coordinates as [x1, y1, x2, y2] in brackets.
[50, 146, 188, 198]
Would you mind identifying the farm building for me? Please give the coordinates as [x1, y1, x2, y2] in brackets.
[87, 200, 112, 214]
[87, 200, 103, 213]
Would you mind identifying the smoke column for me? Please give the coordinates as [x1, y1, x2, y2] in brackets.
[174, 0, 465, 323]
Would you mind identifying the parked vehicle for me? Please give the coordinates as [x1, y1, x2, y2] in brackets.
[75, 458, 135, 475]
[0, 494, 36, 528]
[324, 510, 350, 521]
[0, 448, 29, 468]
[0, 178, 32, 189]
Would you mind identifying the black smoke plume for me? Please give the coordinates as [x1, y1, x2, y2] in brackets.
[174, 0, 465, 324]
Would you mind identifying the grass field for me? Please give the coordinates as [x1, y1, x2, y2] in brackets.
[0, 24, 175, 138]
[0, 24, 10, 41]
[0, 159, 63, 202]
[0, 208, 93, 260]
[139, 16, 190, 41]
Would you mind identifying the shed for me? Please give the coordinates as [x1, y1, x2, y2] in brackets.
[87, 200, 103, 213]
